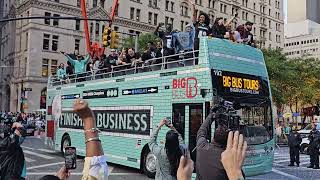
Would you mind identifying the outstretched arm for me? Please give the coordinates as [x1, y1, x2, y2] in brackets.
[188, 0, 196, 23]
[73, 99, 103, 157]
[197, 113, 215, 148]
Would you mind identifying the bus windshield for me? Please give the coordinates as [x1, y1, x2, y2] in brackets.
[211, 69, 273, 145]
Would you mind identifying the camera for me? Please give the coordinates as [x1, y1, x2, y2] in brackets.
[211, 99, 241, 147]
[212, 99, 241, 131]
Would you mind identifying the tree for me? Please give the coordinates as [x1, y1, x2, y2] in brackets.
[121, 33, 160, 53]
[263, 48, 320, 115]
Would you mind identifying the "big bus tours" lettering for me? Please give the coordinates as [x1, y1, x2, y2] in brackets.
[59, 108, 151, 135]
[222, 75, 260, 95]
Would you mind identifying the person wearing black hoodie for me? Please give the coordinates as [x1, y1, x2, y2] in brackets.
[211, 16, 236, 39]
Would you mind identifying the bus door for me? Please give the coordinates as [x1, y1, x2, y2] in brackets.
[172, 103, 210, 163]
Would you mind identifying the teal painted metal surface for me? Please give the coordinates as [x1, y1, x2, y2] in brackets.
[46, 38, 274, 177]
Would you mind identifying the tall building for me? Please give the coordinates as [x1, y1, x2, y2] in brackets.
[284, 20, 320, 59]
[0, 0, 16, 112]
[287, 0, 320, 24]
[6, 0, 284, 112]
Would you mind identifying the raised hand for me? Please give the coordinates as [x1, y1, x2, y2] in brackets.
[73, 99, 92, 119]
[177, 152, 194, 180]
[221, 131, 247, 180]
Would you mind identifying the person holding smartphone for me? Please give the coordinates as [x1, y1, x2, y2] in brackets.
[148, 118, 185, 180]
[0, 122, 27, 179]
[41, 99, 108, 180]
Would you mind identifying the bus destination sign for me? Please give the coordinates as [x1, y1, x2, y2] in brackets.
[212, 70, 269, 97]
[83, 88, 118, 99]
[59, 107, 151, 135]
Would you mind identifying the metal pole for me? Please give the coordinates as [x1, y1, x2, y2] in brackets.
[134, 35, 139, 52]
[20, 80, 24, 113]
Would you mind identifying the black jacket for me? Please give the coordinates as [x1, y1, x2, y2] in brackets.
[196, 114, 229, 180]
[308, 128, 320, 149]
[288, 131, 302, 148]
[0, 126, 26, 179]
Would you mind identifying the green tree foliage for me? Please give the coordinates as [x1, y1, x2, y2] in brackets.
[121, 33, 160, 53]
[263, 49, 320, 112]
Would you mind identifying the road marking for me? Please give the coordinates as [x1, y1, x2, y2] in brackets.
[274, 157, 309, 163]
[37, 148, 56, 153]
[271, 168, 301, 179]
[25, 157, 36, 163]
[21, 146, 34, 150]
[27, 162, 65, 170]
[24, 150, 55, 160]
[27, 172, 83, 175]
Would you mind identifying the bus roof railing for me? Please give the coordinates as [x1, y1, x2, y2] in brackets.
[49, 50, 199, 87]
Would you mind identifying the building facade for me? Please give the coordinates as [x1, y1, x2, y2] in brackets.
[0, 0, 16, 112]
[287, 0, 320, 24]
[6, 0, 283, 112]
[284, 20, 320, 59]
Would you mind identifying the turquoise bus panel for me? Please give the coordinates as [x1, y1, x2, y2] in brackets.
[200, 38, 268, 77]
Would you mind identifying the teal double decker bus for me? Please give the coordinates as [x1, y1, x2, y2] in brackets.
[45, 38, 274, 177]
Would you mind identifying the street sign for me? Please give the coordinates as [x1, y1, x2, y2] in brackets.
[23, 88, 32, 91]
[122, 87, 158, 96]
[61, 94, 80, 100]
[83, 88, 118, 99]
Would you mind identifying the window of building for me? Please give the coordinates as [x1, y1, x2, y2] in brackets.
[165, 0, 169, 10]
[181, 3, 189, 16]
[95, 23, 100, 36]
[130, 8, 135, 20]
[114, 26, 119, 31]
[269, 20, 271, 28]
[75, 20, 80, 30]
[93, 0, 97, 7]
[77, 0, 81, 7]
[44, 12, 51, 25]
[316, 39, 319, 42]
[220, 4, 223, 12]
[51, 60, 58, 75]
[43, 34, 50, 50]
[171, 2, 174, 12]
[170, 18, 174, 25]
[253, 3, 256, 10]
[224, 5, 227, 13]
[181, 21, 184, 31]
[253, 15, 256, 22]
[154, 14, 158, 25]
[24, 32, 28, 51]
[75, 39, 80, 51]
[153, 0, 158, 7]
[269, 9, 271, 16]
[42, 59, 49, 77]
[52, 35, 59, 51]
[165, 16, 169, 26]
[100, 0, 105, 8]
[53, 14, 60, 26]
[148, 12, 152, 24]
[136, 9, 140, 21]
[269, 32, 271, 41]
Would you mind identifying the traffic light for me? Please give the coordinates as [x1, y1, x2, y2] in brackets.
[103, 27, 112, 47]
[110, 31, 120, 49]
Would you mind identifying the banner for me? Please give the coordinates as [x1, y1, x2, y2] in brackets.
[59, 106, 151, 135]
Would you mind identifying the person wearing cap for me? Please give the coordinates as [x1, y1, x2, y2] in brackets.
[235, 22, 254, 46]
[211, 17, 236, 39]
[63, 52, 90, 82]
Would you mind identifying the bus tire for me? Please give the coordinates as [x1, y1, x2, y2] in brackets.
[61, 134, 71, 155]
[142, 149, 156, 178]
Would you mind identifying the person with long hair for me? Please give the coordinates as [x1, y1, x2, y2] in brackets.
[149, 119, 184, 180]
[188, 0, 210, 63]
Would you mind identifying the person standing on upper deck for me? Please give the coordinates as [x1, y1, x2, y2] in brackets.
[189, 0, 210, 63]
[63, 52, 90, 82]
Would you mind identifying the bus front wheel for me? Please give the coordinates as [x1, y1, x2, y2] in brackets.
[142, 150, 156, 178]
[61, 135, 71, 155]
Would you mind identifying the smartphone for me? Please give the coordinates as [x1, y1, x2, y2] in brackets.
[179, 144, 189, 157]
[65, 147, 77, 170]
[165, 117, 172, 127]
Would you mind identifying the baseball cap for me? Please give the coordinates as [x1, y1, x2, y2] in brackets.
[245, 21, 254, 26]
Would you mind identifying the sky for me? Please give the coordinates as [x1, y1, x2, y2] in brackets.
[284, 0, 287, 23]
